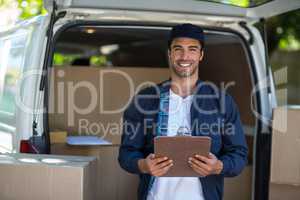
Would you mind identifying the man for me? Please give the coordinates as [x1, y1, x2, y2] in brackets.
[118, 23, 248, 200]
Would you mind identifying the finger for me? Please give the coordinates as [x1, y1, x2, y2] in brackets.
[189, 158, 212, 172]
[152, 161, 173, 173]
[155, 168, 170, 177]
[189, 157, 205, 166]
[194, 154, 211, 163]
[152, 156, 169, 165]
[153, 163, 173, 176]
[196, 154, 217, 166]
[151, 160, 173, 173]
[189, 162, 208, 177]
[155, 159, 173, 170]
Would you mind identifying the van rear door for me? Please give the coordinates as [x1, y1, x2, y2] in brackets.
[46, 0, 300, 23]
[0, 15, 50, 153]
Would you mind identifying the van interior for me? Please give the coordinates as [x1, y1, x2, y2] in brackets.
[48, 25, 255, 200]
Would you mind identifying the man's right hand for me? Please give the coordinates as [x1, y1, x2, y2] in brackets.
[138, 154, 173, 176]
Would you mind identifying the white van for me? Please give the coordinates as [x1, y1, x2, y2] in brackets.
[0, 0, 299, 199]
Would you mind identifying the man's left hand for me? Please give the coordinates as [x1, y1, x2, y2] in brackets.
[188, 153, 223, 177]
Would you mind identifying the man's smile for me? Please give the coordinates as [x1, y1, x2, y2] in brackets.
[177, 61, 193, 68]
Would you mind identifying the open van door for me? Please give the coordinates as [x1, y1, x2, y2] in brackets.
[0, 1, 65, 154]
[45, 0, 300, 23]
[0, 15, 50, 153]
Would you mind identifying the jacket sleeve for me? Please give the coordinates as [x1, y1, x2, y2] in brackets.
[118, 97, 146, 174]
[219, 94, 248, 177]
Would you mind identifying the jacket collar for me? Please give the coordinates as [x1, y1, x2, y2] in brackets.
[158, 78, 204, 95]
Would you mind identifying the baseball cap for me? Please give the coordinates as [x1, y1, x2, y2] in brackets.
[168, 23, 205, 48]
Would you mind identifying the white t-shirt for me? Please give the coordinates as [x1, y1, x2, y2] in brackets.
[147, 89, 205, 200]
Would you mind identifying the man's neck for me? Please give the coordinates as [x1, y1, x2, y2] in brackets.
[170, 76, 198, 98]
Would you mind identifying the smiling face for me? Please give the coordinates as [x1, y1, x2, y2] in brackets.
[168, 37, 204, 78]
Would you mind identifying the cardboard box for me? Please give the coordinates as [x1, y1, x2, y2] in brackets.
[271, 107, 300, 185]
[224, 166, 252, 200]
[51, 143, 139, 200]
[270, 107, 300, 200]
[48, 67, 170, 144]
[269, 183, 300, 200]
[0, 153, 96, 200]
[50, 131, 67, 143]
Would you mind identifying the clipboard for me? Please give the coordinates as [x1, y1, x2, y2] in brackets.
[154, 136, 211, 177]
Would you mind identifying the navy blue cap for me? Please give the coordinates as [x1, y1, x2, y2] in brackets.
[168, 23, 205, 48]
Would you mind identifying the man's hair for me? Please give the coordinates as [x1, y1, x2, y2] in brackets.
[168, 23, 205, 50]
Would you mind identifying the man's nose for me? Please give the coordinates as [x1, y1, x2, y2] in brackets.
[181, 49, 190, 60]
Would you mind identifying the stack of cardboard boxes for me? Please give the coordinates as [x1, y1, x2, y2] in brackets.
[0, 153, 96, 200]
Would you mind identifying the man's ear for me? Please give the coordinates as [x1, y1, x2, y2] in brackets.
[167, 49, 171, 60]
[199, 50, 204, 61]
[167, 49, 171, 66]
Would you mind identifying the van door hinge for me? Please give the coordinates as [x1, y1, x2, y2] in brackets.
[239, 21, 254, 45]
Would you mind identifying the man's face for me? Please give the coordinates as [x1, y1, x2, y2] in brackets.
[168, 37, 203, 78]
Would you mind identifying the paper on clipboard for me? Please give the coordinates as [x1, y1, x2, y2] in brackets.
[154, 136, 211, 177]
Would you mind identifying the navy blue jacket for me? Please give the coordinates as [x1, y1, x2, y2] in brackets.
[118, 80, 248, 200]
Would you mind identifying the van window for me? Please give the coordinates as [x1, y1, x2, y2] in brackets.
[0, 28, 31, 153]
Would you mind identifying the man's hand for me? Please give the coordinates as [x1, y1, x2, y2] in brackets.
[188, 153, 223, 177]
[138, 154, 173, 176]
